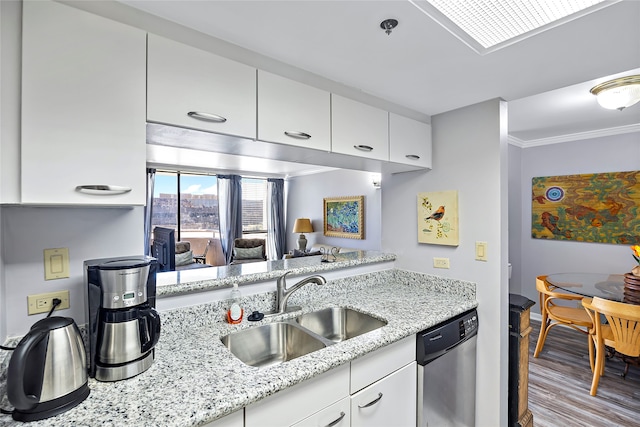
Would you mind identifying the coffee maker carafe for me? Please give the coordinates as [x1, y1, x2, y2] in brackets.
[85, 256, 160, 382]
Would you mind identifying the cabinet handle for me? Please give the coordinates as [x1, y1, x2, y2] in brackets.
[75, 185, 132, 195]
[354, 145, 373, 152]
[284, 131, 311, 140]
[187, 111, 227, 123]
[358, 392, 383, 408]
[324, 411, 346, 427]
[405, 154, 420, 160]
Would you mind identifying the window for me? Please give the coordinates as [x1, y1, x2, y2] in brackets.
[151, 171, 219, 243]
[241, 178, 268, 235]
[150, 172, 268, 245]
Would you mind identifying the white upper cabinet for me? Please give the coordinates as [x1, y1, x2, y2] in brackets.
[21, 0, 146, 205]
[258, 71, 331, 151]
[331, 95, 389, 161]
[389, 113, 432, 170]
[147, 34, 257, 140]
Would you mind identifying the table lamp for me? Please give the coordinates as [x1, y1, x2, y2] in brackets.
[293, 218, 313, 252]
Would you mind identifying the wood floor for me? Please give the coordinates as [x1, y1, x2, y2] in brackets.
[528, 319, 640, 427]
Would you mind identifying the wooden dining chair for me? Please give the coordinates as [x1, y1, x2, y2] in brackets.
[193, 240, 211, 264]
[534, 275, 592, 358]
[582, 297, 640, 396]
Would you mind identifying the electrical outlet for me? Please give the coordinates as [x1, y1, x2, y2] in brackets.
[433, 257, 450, 269]
[27, 290, 70, 315]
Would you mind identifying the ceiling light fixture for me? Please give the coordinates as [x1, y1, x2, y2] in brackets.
[590, 75, 640, 111]
[380, 19, 398, 35]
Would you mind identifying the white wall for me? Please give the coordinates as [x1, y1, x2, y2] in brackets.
[508, 143, 523, 294]
[286, 169, 382, 253]
[1, 206, 143, 337]
[511, 132, 640, 313]
[382, 99, 508, 427]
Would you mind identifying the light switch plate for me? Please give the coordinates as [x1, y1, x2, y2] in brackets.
[476, 241, 488, 261]
[44, 248, 70, 280]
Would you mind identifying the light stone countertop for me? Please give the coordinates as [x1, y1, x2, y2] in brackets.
[0, 268, 476, 427]
[156, 250, 396, 297]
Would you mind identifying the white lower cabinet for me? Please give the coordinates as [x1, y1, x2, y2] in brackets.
[203, 410, 244, 427]
[291, 397, 350, 427]
[236, 336, 417, 427]
[350, 362, 417, 427]
[245, 364, 350, 427]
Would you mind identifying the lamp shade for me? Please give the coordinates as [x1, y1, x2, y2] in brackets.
[293, 218, 313, 233]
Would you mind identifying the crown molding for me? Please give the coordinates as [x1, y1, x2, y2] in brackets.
[508, 123, 640, 148]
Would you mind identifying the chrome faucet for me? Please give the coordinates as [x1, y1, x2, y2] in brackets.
[273, 271, 326, 314]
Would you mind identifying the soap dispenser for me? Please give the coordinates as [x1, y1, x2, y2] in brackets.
[226, 283, 244, 324]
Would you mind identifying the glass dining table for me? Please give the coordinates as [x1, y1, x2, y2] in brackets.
[546, 272, 626, 302]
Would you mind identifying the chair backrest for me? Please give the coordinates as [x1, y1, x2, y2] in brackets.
[536, 275, 584, 301]
[589, 297, 640, 357]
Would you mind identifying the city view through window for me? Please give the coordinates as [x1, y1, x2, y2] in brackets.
[151, 172, 268, 244]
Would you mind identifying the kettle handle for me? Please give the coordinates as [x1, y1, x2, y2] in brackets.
[138, 307, 161, 354]
[7, 328, 49, 411]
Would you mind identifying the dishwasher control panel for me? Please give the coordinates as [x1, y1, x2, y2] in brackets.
[460, 312, 478, 339]
[416, 308, 479, 365]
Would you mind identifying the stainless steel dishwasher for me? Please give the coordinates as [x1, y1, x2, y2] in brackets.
[416, 309, 478, 427]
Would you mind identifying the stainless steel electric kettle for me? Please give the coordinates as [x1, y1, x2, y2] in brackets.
[7, 316, 90, 422]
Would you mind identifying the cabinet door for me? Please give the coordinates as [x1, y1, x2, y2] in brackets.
[331, 95, 389, 161]
[291, 397, 349, 427]
[389, 113, 432, 170]
[258, 71, 330, 151]
[202, 410, 244, 427]
[147, 34, 256, 139]
[245, 364, 349, 427]
[350, 362, 417, 427]
[21, 0, 146, 205]
[351, 335, 415, 394]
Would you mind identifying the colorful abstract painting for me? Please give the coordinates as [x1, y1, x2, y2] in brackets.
[323, 196, 364, 239]
[531, 171, 640, 244]
[417, 190, 459, 246]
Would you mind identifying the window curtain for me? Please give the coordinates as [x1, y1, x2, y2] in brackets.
[267, 178, 286, 260]
[218, 174, 243, 264]
[144, 168, 156, 256]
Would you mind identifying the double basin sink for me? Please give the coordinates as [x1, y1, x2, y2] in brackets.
[220, 307, 387, 368]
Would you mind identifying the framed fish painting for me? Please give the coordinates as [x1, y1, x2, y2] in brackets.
[417, 190, 459, 246]
[531, 171, 640, 244]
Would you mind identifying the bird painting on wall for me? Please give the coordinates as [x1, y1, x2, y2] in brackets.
[424, 205, 445, 222]
[417, 191, 459, 246]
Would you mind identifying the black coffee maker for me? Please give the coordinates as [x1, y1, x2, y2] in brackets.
[84, 256, 160, 382]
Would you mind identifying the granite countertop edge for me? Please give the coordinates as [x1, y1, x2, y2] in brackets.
[156, 251, 396, 297]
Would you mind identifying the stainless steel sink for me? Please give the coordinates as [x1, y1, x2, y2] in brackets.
[295, 307, 387, 343]
[220, 322, 326, 368]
